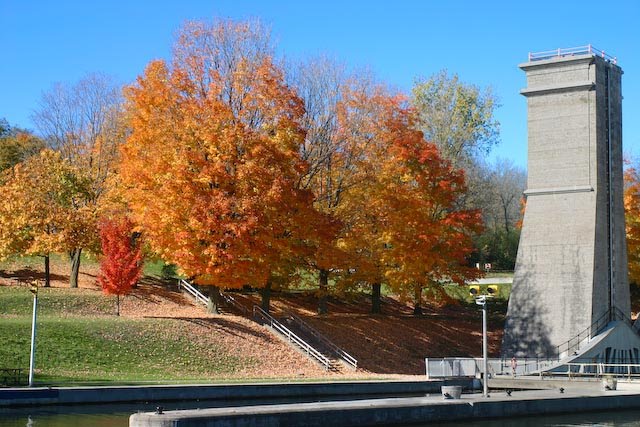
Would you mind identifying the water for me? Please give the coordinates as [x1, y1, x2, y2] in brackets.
[1, 404, 640, 426]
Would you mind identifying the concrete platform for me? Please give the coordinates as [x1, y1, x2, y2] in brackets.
[0, 379, 472, 408]
[488, 375, 608, 391]
[130, 385, 640, 427]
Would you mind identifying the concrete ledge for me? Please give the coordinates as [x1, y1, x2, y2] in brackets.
[520, 81, 595, 96]
[129, 389, 640, 427]
[524, 185, 594, 196]
[0, 379, 473, 408]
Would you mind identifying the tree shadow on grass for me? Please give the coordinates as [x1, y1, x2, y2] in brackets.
[145, 316, 278, 342]
[127, 280, 187, 305]
[0, 268, 67, 283]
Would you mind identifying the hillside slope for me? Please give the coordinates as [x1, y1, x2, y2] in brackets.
[0, 256, 505, 381]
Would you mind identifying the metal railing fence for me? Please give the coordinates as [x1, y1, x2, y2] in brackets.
[253, 306, 332, 370]
[552, 362, 640, 379]
[425, 357, 559, 379]
[528, 45, 617, 64]
[177, 279, 210, 307]
[288, 313, 358, 370]
[220, 291, 249, 315]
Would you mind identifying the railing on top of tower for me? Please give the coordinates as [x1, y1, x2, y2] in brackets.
[528, 45, 617, 64]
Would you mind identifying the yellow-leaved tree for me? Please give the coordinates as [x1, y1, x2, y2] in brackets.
[0, 150, 96, 286]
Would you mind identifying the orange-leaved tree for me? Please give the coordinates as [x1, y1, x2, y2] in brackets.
[328, 85, 404, 314]
[333, 88, 482, 315]
[119, 19, 323, 313]
[625, 166, 640, 286]
[369, 97, 482, 315]
[98, 217, 143, 316]
[292, 59, 391, 314]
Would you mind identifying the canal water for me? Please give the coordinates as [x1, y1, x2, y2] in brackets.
[0, 396, 640, 427]
[2, 406, 640, 426]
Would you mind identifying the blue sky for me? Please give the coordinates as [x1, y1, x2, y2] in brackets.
[2, 0, 639, 169]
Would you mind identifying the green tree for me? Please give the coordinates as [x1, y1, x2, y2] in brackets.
[411, 70, 500, 169]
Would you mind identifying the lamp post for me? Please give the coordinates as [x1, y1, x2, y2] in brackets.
[28, 281, 38, 387]
[469, 285, 497, 398]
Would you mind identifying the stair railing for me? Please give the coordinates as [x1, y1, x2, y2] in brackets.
[253, 306, 332, 370]
[288, 313, 358, 370]
[220, 291, 249, 315]
[555, 307, 636, 358]
[177, 279, 210, 307]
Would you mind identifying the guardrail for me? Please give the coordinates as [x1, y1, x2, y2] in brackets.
[289, 313, 358, 370]
[177, 279, 210, 307]
[552, 362, 640, 379]
[253, 306, 332, 370]
[220, 291, 249, 315]
[528, 45, 617, 64]
[555, 307, 635, 358]
[425, 357, 559, 379]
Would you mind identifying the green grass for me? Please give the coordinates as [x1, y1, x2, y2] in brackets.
[443, 283, 511, 303]
[1, 317, 249, 383]
[0, 286, 113, 316]
[0, 286, 252, 385]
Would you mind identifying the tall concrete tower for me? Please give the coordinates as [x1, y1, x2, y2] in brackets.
[502, 47, 629, 358]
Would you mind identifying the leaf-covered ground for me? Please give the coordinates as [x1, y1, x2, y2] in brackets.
[0, 255, 505, 383]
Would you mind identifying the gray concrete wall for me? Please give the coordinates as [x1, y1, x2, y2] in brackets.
[129, 389, 640, 427]
[502, 54, 628, 358]
[0, 380, 473, 408]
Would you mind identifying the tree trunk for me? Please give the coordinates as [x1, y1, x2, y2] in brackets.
[413, 285, 423, 316]
[116, 294, 120, 316]
[69, 248, 82, 288]
[43, 254, 50, 288]
[371, 282, 382, 314]
[261, 281, 272, 314]
[318, 269, 329, 315]
[207, 286, 221, 314]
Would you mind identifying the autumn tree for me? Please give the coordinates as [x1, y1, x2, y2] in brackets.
[336, 92, 483, 315]
[98, 217, 143, 316]
[0, 120, 45, 172]
[32, 73, 124, 287]
[0, 150, 95, 287]
[412, 71, 504, 274]
[625, 166, 640, 286]
[119, 19, 323, 313]
[290, 57, 387, 314]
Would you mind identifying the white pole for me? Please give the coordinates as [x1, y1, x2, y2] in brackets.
[28, 288, 38, 387]
[482, 297, 489, 398]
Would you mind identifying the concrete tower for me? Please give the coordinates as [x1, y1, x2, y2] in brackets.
[502, 47, 629, 358]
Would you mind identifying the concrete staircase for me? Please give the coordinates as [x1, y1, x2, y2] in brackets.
[177, 280, 357, 372]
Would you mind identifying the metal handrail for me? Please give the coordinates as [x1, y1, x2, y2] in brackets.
[555, 307, 635, 358]
[220, 291, 249, 315]
[560, 362, 640, 379]
[528, 45, 617, 64]
[178, 279, 210, 307]
[253, 306, 332, 370]
[424, 357, 560, 379]
[288, 313, 358, 370]
[555, 309, 611, 358]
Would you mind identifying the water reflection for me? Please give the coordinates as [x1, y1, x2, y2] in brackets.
[428, 408, 640, 426]
[1, 404, 640, 426]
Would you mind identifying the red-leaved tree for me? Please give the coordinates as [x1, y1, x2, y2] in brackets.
[98, 218, 143, 315]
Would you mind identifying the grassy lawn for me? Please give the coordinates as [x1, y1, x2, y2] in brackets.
[0, 287, 252, 385]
